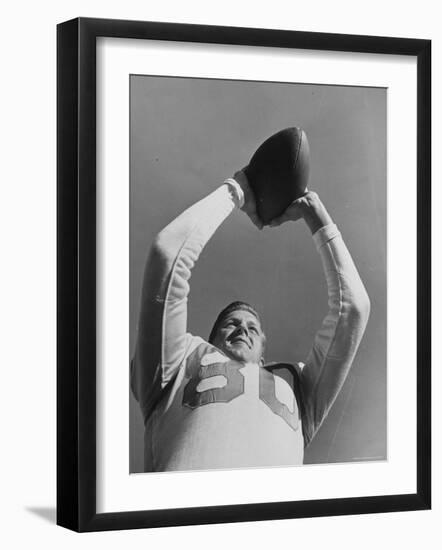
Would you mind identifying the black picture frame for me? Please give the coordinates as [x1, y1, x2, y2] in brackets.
[57, 17, 431, 532]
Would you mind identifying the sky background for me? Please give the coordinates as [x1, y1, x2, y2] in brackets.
[129, 74, 386, 473]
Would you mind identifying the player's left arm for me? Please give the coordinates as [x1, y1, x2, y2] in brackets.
[270, 192, 371, 446]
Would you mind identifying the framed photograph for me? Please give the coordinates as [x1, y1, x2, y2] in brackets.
[57, 17, 431, 532]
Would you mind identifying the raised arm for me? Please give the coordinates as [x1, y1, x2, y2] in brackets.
[131, 177, 260, 422]
[270, 192, 370, 445]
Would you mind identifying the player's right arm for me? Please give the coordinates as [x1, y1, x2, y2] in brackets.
[131, 176, 259, 423]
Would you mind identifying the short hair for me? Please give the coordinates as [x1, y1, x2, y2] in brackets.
[208, 301, 264, 345]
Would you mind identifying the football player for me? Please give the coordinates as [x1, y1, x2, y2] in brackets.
[131, 170, 370, 471]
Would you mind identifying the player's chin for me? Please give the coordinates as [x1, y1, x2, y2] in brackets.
[224, 344, 253, 363]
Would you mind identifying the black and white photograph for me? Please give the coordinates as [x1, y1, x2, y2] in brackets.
[0, 0, 436, 544]
[129, 75, 386, 473]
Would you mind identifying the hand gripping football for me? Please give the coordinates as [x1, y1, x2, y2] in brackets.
[244, 127, 310, 225]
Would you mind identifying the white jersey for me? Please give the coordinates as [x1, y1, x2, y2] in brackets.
[145, 342, 305, 471]
[131, 183, 370, 471]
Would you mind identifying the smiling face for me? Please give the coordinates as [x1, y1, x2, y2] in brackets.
[211, 309, 265, 364]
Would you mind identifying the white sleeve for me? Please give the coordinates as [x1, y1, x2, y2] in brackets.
[131, 183, 241, 422]
[300, 224, 371, 445]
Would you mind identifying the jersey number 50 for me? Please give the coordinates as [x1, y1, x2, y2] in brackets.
[182, 362, 299, 430]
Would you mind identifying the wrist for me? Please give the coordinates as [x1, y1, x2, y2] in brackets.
[300, 195, 333, 234]
[224, 178, 245, 208]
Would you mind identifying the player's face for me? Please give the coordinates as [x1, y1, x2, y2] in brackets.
[212, 310, 265, 364]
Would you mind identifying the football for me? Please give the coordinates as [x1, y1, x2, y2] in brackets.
[244, 127, 310, 225]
